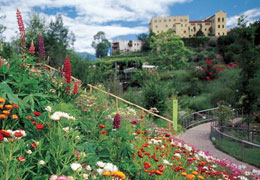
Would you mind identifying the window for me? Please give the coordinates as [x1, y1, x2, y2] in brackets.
[173, 19, 176, 21]
[184, 30, 186, 33]
[159, 20, 161, 22]
[181, 24, 183, 27]
[169, 19, 171, 22]
[206, 22, 210, 25]
[218, 18, 220, 22]
[154, 20, 157, 23]
[180, 19, 183, 22]
[157, 30, 159, 33]
[191, 29, 193, 32]
[185, 24, 187, 27]
[205, 28, 207, 31]
[137, 43, 139, 46]
[218, 32, 220, 35]
[223, 32, 225, 35]
[218, 25, 220, 28]
[156, 25, 158, 28]
[165, 25, 168, 27]
[164, 19, 166, 22]
[222, 18, 224, 22]
[184, 19, 187, 22]
[222, 25, 224, 28]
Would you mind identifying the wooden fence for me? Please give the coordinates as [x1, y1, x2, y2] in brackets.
[29, 63, 175, 132]
[87, 84, 174, 128]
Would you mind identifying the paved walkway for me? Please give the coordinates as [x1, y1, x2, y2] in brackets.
[178, 122, 257, 170]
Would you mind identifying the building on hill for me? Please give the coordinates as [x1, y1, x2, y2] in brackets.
[111, 38, 143, 54]
[149, 10, 227, 37]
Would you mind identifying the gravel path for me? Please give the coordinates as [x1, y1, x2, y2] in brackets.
[178, 122, 257, 170]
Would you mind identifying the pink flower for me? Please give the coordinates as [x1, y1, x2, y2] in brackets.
[130, 120, 137, 124]
[113, 114, 121, 129]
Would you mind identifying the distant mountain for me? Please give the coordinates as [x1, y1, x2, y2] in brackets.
[76, 52, 96, 60]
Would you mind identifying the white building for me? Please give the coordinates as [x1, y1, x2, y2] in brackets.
[111, 38, 143, 54]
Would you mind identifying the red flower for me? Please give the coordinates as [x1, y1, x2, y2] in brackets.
[27, 115, 32, 119]
[17, 156, 25, 162]
[64, 56, 72, 93]
[0, 134, 3, 142]
[73, 83, 78, 95]
[14, 131, 23, 137]
[32, 121, 37, 124]
[31, 142, 38, 148]
[100, 130, 107, 134]
[138, 152, 143, 158]
[33, 112, 41, 116]
[99, 125, 106, 129]
[36, 123, 44, 131]
[16, 9, 26, 53]
[144, 162, 151, 169]
[29, 40, 35, 54]
[130, 120, 137, 124]
[0, 130, 11, 137]
[113, 114, 121, 129]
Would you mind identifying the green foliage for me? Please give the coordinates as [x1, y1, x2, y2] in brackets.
[195, 29, 205, 37]
[151, 30, 192, 70]
[182, 37, 210, 47]
[137, 33, 152, 52]
[142, 75, 169, 114]
[215, 104, 235, 126]
[92, 31, 110, 58]
[189, 93, 213, 111]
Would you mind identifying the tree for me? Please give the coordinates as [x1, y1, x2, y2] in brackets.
[46, 14, 75, 67]
[195, 29, 205, 37]
[137, 33, 152, 51]
[0, 9, 6, 39]
[151, 29, 192, 69]
[92, 31, 110, 58]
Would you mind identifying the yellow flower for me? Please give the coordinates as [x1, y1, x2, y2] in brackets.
[192, 171, 198, 175]
[0, 114, 7, 119]
[12, 114, 19, 120]
[5, 105, 13, 110]
[0, 97, 5, 103]
[111, 171, 126, 179]
[2, 110, 10, 115]
[181, 172, 187, 176]
[198, 175, 204, 179]
[103, 171, 111, 177]
[186, 174, 195, 180]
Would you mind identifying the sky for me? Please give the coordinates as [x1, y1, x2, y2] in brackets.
[0, 0, 260, 54]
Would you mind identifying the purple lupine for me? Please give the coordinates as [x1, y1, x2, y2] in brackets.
[38, 33, 45, 61]
[113, 114, 121, 129]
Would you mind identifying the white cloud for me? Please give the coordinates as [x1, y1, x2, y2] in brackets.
[0, 0, 191, 53]
[227, 8, 260, 28]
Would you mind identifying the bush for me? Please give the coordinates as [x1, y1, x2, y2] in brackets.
[142, 75, 168, 114]
[189, 94, 213, 111]
[215, 104, 235, 126]
[122, 87, 144, 107]
[210, 87, 236, 106]
[208, 39, 217, 47]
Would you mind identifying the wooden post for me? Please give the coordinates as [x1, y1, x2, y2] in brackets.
[116, 98, 119, 111]
[173, 99, 178, 132]
[107, 94, 110, 106]
[90, 86, 93, 94]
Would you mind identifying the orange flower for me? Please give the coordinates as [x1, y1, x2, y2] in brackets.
[154, 170, 162, 175]
[0, 105, 3, 109]
[111, 171, 126, 179]
[14, 131, 23, 137]
[0, 114, 7, 119]
[0, 97, 5, 103]
[144, 162, 151, 169]
[12, 114, 19, 119]
[13, 104, 19, 108]
[103, 171, 111, 177]
[186, 174, 195, 180]
[5, 105, 13, 110]
[17, 156, 25, 162]
[198, 175, 204, 179]
[182, 172, 187, 176]
[0, 130, 11, 137]
[192, 171, 198, 175]
[2, 110, 10, 115]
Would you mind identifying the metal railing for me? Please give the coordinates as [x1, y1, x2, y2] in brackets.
[210, 121, 260, 167]
[181, 108, 218, 129]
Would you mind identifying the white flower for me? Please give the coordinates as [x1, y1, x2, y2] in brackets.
[104, 163, 118, 172]
[96, 161, 105, 168]
[163, 159, 173, 166]
[174, 153, 181, 159]
[45, 106, 52, 112]
[85, 165, 92, 171]
[39, 160, 46, 165]
[82, 174, 89, 179]
[62, 127, 70, 132]
[49, 175, 58, 180]
[71, 163, 82, 172]
[68, 176, 74, 180]
[26, 150, 32, 154]
[97, 168, 104, 175]
[50, 113, 61, 121]
[75, 136, 80, 140]
[20, 130, 26, 137]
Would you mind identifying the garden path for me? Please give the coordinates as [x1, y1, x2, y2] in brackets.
[178, 122, 257, 170]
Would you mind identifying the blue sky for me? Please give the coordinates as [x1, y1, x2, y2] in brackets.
[0, 0, 259, 53]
